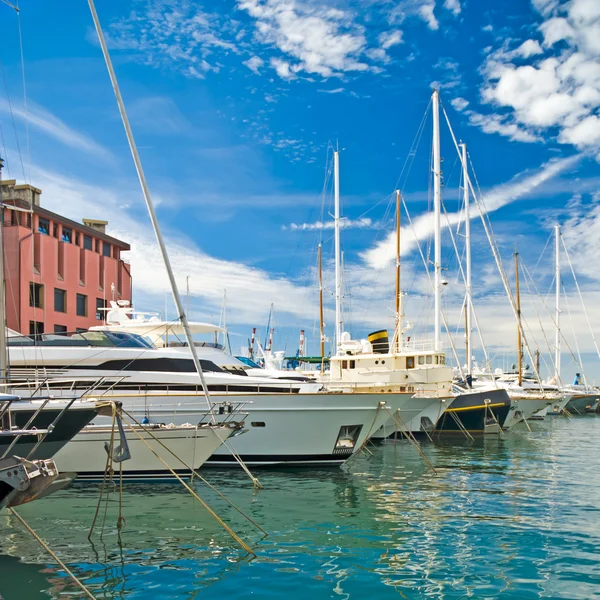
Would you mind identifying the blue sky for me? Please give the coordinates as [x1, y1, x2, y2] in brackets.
[1, 0, 599, 381]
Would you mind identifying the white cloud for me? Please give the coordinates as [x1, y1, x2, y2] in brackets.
[361, 155, 580, 269]
[379, 30, 403, 49]
[317, 87, 346, 94]
[30, 164, 319, 325]
[243, 55, 264, 73]
[0, 99, 113, 163]
[239, 0, 371, 78]
[105, 0, 238, 77]
[474, 0, 600, 156]
[270, 56, 295, 79]
[444, 0, 461, 16]
[286, 217, 374, 231]
[451, 97, 469, 111]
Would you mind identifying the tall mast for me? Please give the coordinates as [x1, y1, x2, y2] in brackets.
[461, 143, 472, 376]
[432, 89, 442, 351]
[515, 251, 523, 386]
[394, 190, 402, 352]
[555, 224, 561, 382]
[318, 243, 325, 359]
[334, 150, 342, 352]
[0, 157, 7, 383]
[88, 0, 215, 419]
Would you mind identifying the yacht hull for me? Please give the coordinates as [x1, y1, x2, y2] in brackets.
[0, 403, 99, 461]
[566, 394, 600, 414]
[53, 424, 235, 479]
[436, 389, 511, 434]
[503, 396, 554, 428]
[370, 394, 450, 440]
[78, 391, 392, 467]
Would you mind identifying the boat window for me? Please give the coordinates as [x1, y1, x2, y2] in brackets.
[435, 355, 439, 364]
[251, 422, 266, 427]
[342, 360, 348, 369]
[235, 356, 262, 369]
[104, 331, 154, 348]
[440, 355, 445, 365]
[349, 360, 356, 369]
[407, 357, 414, 369]
[418, 356, 425, 365]
[426, 355, 432, 364]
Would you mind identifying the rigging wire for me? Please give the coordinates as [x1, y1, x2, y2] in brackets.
[0, 60, 26, 180]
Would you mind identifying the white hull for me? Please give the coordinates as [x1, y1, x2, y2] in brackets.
[503, 396, 555, 428]
[81, 391, 394, 467]
[370, 395, 450, 439]
[54, 423, 235, 479]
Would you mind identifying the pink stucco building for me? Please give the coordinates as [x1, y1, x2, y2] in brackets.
[1, 180, 132, 335]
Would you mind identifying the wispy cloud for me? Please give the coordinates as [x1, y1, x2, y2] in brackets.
[284, 217, 375, 231]
[0, 99, 113, 162]
[362, 154, 581, 269]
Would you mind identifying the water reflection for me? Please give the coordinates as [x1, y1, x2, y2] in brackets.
[1, 418, 600, 598]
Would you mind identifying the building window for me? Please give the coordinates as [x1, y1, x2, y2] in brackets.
[53, 223, 58, 238]
[75, 232, 80, 246]
[29, 321, 44, 336]
[76, 293, 87, 317]
[29, 282, 43, 308]
[103, 242, 111, 257]
[96, 298, 106, 320]
[54, 324, 67, 334]
[62, 227, 72, 243]
[83, 235, 93, 250]
[95, 240, 100, 253]
[54, 288, 66, 313]
[38, 218, 49, 235]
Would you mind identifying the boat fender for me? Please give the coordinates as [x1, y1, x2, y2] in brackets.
[104, 413, 132, 463]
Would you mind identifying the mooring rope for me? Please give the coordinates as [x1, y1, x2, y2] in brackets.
[117, 413, 257, 556]
[121, 408, 267, 535]
[88, 403, 117, 539]
[9, 508, 96, 599]
[385, 407, 438, 474]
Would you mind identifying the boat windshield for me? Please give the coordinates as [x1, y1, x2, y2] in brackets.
[235, 356, 262, 369]
[8, 330, 154, 349]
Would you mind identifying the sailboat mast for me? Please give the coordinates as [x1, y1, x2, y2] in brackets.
[515, 251, 523, 386]
[432, 90, 442, 351]
[88, 0, 215, 419]
[334, 150, 342, 352]
[0, 157, 7, 383]
[394, 190, 402, 352]
[318, 243, 325, 359]
[555, 224, 561, 382]
[461, 143, 472, 376]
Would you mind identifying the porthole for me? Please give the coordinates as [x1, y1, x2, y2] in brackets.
[381, 360, 386, 364]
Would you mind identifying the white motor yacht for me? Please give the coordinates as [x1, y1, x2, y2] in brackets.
[7, 329, 396, 467]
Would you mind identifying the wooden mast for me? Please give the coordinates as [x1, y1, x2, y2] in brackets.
[514, 250, 523, 386]
[318, 242, 325, 366]
[394, 190, 402, 352]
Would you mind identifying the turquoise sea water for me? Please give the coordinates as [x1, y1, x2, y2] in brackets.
[1, 415, 600, 599]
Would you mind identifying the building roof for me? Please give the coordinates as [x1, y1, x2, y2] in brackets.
[2, 197, 131, 250]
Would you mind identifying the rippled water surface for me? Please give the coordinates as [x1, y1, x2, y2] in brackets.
[1, 416, 600, 599]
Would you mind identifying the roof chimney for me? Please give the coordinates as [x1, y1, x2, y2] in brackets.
[82, 218, 108, 234]
[1, 180, 42, 206]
